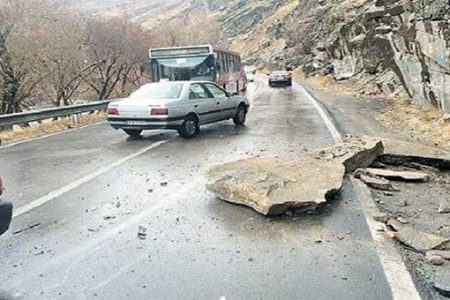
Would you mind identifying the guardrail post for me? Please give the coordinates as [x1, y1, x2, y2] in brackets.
[71, 114, 80, 126]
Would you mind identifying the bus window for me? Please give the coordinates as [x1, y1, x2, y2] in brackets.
[225, 54, 229, 73]
[227, 54, 233, 72]
[220, 52, 226, 73]
[231, 55, 236, 72]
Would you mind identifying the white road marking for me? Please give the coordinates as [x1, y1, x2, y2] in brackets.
[352, 178, 421, 300]
[0, 121, 106, 150]
[292, 83, 343, 143]
[291, 77, 420, 300]
[13, 139, 170, 218]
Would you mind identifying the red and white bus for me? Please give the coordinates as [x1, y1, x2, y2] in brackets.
[149, 45, 246, 95]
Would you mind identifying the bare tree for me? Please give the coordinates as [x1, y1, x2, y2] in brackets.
[0, 0, 52, 114]
[38, 12, 99, 106]
[83, 17, 151, 100]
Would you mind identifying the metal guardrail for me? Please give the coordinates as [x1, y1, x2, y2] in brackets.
[0, 100, 112, 127]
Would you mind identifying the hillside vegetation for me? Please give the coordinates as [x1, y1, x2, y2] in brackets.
[2, 0, 449, 116]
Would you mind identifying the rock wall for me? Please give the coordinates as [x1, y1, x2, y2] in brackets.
[287, 0, 450, 113]
[332, 0, 450, 112]
[219, 0, 450, 113]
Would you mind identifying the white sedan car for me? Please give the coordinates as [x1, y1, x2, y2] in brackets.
[107, 81, 250, 138]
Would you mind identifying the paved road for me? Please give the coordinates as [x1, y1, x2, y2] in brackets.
[0, 79, 392, 299]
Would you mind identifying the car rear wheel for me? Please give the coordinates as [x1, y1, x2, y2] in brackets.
[123, 129, 142, 137]
[178, 115, 199, 138]
[233, 106, 247, 125]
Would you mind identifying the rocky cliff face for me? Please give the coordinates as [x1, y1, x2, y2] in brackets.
[321, 0, 450, 113]
[213, 0, 450, 114]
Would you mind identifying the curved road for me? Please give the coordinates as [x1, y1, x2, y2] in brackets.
[0, 79, 393, 299]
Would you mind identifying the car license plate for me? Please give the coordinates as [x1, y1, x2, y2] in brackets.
[126, 120, 147, 126]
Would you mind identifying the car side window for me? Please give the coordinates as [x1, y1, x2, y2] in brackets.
[203, 83, 228, 98]
[189, 83, 210, 100]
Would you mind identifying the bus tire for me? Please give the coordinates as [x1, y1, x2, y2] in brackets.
[233, 105, 247, 126]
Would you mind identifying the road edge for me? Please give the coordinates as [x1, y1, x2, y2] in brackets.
[0, 121, 107, 150]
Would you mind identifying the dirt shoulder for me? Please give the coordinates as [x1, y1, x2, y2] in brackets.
[0, 113, 106, 146]
[293, 74, 450, 298]
[294, 72, 450, 158]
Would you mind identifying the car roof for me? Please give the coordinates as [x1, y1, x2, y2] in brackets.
[271, 70, 289, 74]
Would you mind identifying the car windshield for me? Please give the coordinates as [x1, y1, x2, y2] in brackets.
[129, 83, 184, 99]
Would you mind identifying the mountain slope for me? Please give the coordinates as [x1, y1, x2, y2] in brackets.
[202, 0, 450, 114]
[67, 0, 450, 114]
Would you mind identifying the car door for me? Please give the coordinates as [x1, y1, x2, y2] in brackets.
[202, 83, 234, 120]
[189, 83, 216, 124]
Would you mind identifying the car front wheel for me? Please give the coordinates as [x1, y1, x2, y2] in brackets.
[178, 115, 199, 138]
[233, 106, 247, 125]
[123, 129, 142, 137]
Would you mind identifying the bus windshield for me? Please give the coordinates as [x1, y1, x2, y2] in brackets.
[152, 55, 215, 81]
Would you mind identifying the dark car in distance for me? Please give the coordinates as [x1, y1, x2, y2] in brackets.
[268, 70, 292, 87]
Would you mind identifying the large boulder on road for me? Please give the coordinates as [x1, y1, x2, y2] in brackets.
[205, 157, 345, 216]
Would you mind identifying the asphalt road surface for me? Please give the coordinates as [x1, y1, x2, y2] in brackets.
[0, 79, 394, 299]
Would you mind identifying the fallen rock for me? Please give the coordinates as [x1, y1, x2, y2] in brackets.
[137, 226, 147, 240]
[356, 173, 398, 191]
[363, 168, 430, 182]
[396, 217, 409, 224]
[396, 199, 408, 207]
[386, 3, 405, 16]
[388, 219, 449, 252]
[372, 212, 388, 223]
[385, 231, 397, 239]
[440, 114, 450, 124]
[427, 250, 450, 260]
[205, 157, 345, 216]
[375, 224, 385, 232]
[439, 198, 450, 214]
[315, 136, 384, 173]
[426, 253, 445, 266]
[366, 5, 386, 19]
